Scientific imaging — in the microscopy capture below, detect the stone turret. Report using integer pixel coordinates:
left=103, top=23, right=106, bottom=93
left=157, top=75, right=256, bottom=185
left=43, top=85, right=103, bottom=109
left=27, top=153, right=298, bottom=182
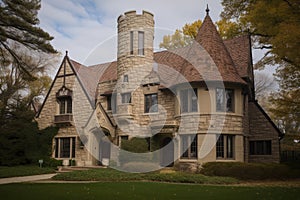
left=117, top=10, right=154, bottom=80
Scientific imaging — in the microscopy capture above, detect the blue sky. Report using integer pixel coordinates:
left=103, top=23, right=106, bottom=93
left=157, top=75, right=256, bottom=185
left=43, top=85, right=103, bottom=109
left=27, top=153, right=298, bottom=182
left=38, top=0, right=223, bottom=65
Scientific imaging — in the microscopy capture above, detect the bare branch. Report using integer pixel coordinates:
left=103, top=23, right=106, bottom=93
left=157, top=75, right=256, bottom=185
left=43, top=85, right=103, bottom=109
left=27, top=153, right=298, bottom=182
left=254, top=45, right=273, bottom=49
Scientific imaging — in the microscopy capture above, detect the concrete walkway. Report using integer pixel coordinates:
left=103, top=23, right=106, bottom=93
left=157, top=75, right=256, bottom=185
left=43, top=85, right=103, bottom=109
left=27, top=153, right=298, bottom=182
left=0, top=173, right=57, bottom=185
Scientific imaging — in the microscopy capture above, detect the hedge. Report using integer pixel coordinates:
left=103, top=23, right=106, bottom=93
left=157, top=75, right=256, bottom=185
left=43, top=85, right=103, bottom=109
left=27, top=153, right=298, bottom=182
left=200, top=162, right=300, bottom=180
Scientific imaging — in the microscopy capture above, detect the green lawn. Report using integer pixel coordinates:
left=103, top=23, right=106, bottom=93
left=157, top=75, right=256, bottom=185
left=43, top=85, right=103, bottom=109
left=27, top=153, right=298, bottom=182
left=0, top=182, right=299, bottom=200
left=0, top=166, right=55, bottom=178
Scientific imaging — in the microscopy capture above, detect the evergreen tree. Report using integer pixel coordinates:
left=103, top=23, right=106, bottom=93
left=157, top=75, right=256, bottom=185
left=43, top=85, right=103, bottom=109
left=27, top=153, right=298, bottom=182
left=0, top=0, right=56, bottom=76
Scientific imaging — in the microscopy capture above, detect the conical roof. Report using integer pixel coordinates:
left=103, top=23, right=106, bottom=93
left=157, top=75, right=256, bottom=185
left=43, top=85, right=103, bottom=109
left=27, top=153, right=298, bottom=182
left=195, top=11, right=246, bottom=84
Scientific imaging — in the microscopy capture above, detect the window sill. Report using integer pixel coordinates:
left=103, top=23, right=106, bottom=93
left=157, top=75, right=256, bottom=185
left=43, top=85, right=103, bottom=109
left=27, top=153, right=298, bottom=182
left=54, top=157, right=75, bottom=160
left=127, top=54, right=145, bottom=58
left=202, top=112, right=243, bottom=117
left=216, top=158, right=236, bottom=161
left=175, top=112, right=200, bottom=118
left=143, top=112, right=159, bottom=116
left=179, top=158, right=198, bottom=162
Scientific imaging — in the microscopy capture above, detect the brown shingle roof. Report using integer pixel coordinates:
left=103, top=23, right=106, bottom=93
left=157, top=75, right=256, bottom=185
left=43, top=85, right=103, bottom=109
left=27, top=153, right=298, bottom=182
left=97, top=61, right=117, bottom=83
left=195, top=14, right=246, bottom=84
left=69, top=59, right=109, bottom=105
left=224, top=35, right=252, bottom=79
left=67, top=13, right=251, bottom=97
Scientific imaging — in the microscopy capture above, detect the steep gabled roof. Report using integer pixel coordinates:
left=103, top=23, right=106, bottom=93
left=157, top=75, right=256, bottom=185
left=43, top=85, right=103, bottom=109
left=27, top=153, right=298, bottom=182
left=36, top=55, right=108, bottom=117
left=97, top=61, right=117, bottom=83
left=224, top=35, right=252, bottom=79
left=195, top=12, right=246, bottom=84
left=248, top=101, right=284, bottom=139
left=69, top=59, right=107, bottom=104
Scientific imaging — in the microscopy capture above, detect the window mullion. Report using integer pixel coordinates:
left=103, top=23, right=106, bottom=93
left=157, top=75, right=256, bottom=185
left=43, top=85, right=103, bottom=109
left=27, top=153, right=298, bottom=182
left=70, top=138, right=72, bottom=158
left=58, top=139, right=61, bottom=158
left=188, top=136, right=191, bottom=159
left=224, top=135, right=227, bottom=159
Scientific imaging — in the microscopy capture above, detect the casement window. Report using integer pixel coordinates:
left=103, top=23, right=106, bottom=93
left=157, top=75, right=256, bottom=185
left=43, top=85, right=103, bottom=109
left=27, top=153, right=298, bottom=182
left=58, top=97, right=72, bottom=114
left=130, top=31, right=134, bottom=55
left=121, top=92, right=131, bottom=104
left=180, top=135, right=198, bottom=159
left=55, top=137, right=76, bottom=158
left=138, top=31, right=144, bottom=55
left=145, top=93, right=158, bottom=113
left=107, top=94, right=116, bottom=113
left=180, top=88, right=198, bottom=113
left=216, top=134, right=235, bottom=159
left=216, top=88, right=234, bottom=112
left=249, top=140, right=272, bottom=155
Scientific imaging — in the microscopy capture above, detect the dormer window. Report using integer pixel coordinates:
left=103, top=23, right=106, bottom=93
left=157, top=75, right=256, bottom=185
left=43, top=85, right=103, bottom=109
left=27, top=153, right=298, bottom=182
left=145, top=93, right=158, bottom=113
left=138, top=31, right=144, bottom=55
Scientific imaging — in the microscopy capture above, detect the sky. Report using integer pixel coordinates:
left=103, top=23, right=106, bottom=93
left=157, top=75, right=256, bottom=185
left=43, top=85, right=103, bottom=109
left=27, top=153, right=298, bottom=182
left=38, top=0, right=223, bottom=66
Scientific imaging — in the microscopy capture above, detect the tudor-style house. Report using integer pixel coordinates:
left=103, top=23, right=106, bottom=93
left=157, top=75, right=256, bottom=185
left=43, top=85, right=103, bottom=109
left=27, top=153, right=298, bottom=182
left=36, top=8, right=282, bottom=168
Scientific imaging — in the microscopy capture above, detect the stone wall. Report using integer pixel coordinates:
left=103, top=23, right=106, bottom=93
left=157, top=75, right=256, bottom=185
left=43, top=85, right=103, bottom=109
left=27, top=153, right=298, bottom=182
left=247, top=101, right=280, bottom=163
left=36, top=59, right=96, bottom=166
left=117, top=10, right=154, bottom=79
left=37, top=61, right=76, bottom=129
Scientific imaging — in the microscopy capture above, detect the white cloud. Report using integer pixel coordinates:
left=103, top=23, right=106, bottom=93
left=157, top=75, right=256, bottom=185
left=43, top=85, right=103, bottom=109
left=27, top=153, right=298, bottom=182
left=39, top=0, right=223, bottom=65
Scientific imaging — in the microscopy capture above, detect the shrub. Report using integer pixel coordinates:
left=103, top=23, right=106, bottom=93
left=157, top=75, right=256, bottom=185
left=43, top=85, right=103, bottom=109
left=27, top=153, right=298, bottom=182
left=52, top=168, right=239, bottom=184
left=42, top=158, right=62, bottom=169
left=119, top=137, right=152, bottom=165
left=121, top=137, right=149, bottom=153
left=122, top=162, right=159, bottom=173
left=200, top=162, right=300, bottom=180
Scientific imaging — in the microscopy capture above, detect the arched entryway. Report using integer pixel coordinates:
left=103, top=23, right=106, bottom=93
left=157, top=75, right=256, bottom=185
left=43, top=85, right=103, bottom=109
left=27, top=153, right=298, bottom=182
left=161, top=137, right=174, bottom=167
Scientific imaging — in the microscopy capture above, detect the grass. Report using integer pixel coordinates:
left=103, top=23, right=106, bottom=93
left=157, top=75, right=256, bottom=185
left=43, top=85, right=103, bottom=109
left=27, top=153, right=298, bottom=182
left=0, top=182, right=299, bottom=200
left=52, top=168, right=238, bottom=184
left=201, top=162, right=300, bottom=180
left=0, top=166, right=56, bottom=178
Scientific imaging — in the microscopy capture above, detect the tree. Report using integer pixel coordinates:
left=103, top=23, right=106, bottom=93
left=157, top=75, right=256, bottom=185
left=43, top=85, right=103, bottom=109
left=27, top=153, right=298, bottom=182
left=0, top=100, right=58, bottom=166
left=221, top=0, right=300, bottom=68
left=0, top=0, right=56, bottom=76
left=221, top=0, right=300, bottom=139
left=0, top=44, right=58, bottom=166
left=254, top=71, right=276, bottom=100
left=254, top=71, right=276, bottom=114
left=159, top=18, right=244, bottom=50
left=269, top=63, right=300, bottom=136
left=159, top=29, right=191, bottom=50
left=0, top=43, right=57, bottom=127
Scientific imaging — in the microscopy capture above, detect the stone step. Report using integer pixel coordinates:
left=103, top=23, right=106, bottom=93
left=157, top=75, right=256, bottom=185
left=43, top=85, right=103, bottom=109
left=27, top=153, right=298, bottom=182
left=57, top=166, right=106, bottom=173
